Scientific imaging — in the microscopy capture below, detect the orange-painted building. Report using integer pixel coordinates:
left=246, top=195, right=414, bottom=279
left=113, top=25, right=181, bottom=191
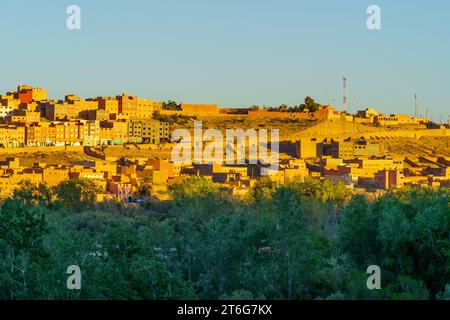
left=146, top=159, right=177, bottom=177
left=16, top=85, right=47, bottom=104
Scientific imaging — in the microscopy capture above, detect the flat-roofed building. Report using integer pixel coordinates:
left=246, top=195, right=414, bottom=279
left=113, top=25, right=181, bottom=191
left=42, top=166, right=70, bottom=187
left=330, top=140, right=354, bottom=159
left=375, top=114, right=428, bottom=126
left=357, top=107, right=378, bottom=118
left=81, top=120, right=100, bottom=146
left=297, top=138, right=319, bottom=159
left=109, top=181, right=134, bottom=202
left=358, top=158, right=403, bottom=171
left=375, top=169, right=404, bottom=190
left=112, top=121, right=128, bottom=144
left=146, top=159, right=178, bottom=177
left=44, top=102, right=77, bottom=120
left=9, top=109, right=41, bottom=124
left=128, top=120, right=170, bottom=144
left=117, top=93, right=157, bottom=120
left=0, top=125, right=25, bottom=148
left=0, top=95, right=20, bottom=118
left=16, top=85, right=47, bottom=103
left=97, top=97, right=119, bottom=115
left=83, top=109, right=110, bottom=121
left=353, top=140, right=380, bottom=157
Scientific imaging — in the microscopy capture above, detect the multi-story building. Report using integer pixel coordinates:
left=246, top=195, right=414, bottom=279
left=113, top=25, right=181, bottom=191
left=112, top=121, right=128, bottom=144
left=375, top=114, right=428, bottom=126
left=117, top=93, right=158, bottom=120
left=330, top=140, right=354, bottom=159
left=0, top=95, right=20, bottom=119
left=146, top=159, right=179, bottom=178
left=0, top=125, right=25, bottom=148
left=83, top=109, right=110, bottom=121
left=0, top=86, right=173, bottom=149
left=44, top=101, right=77, bottom=120
left=128, top=120, right=143, bottom=143
left=9, top=109, right=41, bottom=124
left=357, top=107, right=378, bottom=118
left=375, top=170, right=405, bottom=190
left=356, top=157, right=403, bottom=171
left=99, top=120, right=129, bottom=145
left=99, top=122, right=114, bottom=145
left=325, top=139, right=380, bottom=158
left=97, top=97, right=119, bottom=115
left=26, top=122, right=83, bottom=146
left=0, top=105, right=15, bottom=119
left=297, top=138, right=319, bottom=159
left=64, top=122, right=83, bottom=145
left=353, top=140, right=380, bottom=157
left=43, top=96, right=99, bottom=121
left=81, top=120, right=100, bottom=146
left=67, top=95, right=98, bottom=112
left=128, top=120, right=170, bottom=144
left=42, top=166, right=71, bottom=187
left=16, top=85, right=47, bottom=103
left=141, top=120, right=170, bottom=144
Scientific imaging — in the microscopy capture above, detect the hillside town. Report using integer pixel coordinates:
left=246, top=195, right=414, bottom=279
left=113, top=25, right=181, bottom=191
left=0, top=85, right=448, bottom=202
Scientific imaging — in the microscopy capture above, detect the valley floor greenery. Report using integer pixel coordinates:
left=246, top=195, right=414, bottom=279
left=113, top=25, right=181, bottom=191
left=0, top=177, right=449, bottom=300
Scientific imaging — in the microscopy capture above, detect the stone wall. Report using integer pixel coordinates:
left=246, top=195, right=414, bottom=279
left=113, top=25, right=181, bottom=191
left=0, top=145, right=84, bottom=154
left=287, top=119, right=449, bottom=141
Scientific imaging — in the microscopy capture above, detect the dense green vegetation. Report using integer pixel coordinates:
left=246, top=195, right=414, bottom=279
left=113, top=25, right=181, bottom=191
left=161, top=100, right=182, bottom=111
left=0, top=177, right=449, bottom=300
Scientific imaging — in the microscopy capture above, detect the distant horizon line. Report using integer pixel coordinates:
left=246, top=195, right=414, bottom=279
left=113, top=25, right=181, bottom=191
left=3, top=84, right=447, bottom=119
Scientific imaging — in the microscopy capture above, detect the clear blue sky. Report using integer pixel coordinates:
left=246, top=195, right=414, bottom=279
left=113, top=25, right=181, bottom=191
left=1, top=0, right=449, bottom=120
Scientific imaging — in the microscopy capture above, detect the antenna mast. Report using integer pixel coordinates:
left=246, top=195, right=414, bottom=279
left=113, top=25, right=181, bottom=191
left=343, top=76, right=348, bottom=112
left=414, top=94, right=419, bottom=118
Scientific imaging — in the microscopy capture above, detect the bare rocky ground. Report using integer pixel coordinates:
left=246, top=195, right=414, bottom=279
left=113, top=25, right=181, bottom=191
left=381, top=136, right=450, bottom=158
left=14, top=151, right=98, bottom=167
left=171, top=115, right=320, bottom=140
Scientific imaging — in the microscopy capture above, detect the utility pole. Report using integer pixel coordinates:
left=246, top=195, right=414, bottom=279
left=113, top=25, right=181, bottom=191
left=343, top=76, right=348, bottom=113
left=414, top=94, right=419, bottom=118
